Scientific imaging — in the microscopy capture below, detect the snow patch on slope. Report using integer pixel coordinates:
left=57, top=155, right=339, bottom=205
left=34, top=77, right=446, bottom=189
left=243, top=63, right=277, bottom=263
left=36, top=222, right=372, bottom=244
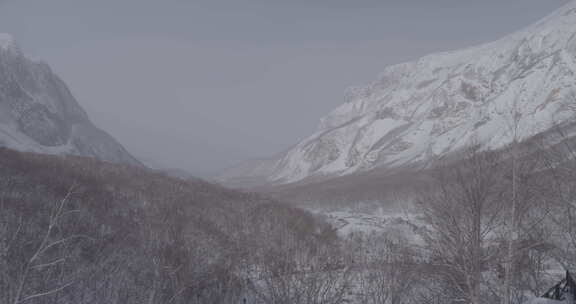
left=0, top=34, right=141, bottom=166
left=219, top=0, right=576, bottom=186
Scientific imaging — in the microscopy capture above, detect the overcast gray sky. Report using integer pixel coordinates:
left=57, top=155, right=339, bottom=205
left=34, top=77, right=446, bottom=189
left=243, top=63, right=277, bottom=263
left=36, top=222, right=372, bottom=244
left=0, top=0, right=571, bottom=177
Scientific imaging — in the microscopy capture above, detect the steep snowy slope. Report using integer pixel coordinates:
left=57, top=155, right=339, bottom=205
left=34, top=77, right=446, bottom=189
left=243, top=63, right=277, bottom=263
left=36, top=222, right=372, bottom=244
left=219, top=1, right=576, bottom=186
left=0, top=34, right=140, bottom=166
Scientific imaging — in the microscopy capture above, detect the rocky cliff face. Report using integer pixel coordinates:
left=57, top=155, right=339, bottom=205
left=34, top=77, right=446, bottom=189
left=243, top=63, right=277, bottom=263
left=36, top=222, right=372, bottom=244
left=0, top=34, right=140, bottom=166
left=219, top=1, right=576, bottom=186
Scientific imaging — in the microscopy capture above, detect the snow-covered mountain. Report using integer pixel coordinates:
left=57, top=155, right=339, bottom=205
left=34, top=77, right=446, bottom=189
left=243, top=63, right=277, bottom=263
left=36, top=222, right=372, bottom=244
left=219, top=1, right=576, bottom=187
left=0, top=34, right=140, bottom=166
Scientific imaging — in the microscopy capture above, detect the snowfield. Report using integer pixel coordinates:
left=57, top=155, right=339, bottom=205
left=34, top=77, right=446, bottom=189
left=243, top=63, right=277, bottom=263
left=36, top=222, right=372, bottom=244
left=220, top=0, right=576, bottom=187
left=319, top=209, right=423, bottom=242
left=527, top=299, right=568, bottom=304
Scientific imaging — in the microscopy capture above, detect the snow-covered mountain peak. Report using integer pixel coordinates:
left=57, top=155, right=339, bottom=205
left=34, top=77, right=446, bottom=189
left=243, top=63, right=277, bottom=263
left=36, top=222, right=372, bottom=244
left=0, top=33, right=141, bottom=166
left=218, top=2, right=576, bottom=187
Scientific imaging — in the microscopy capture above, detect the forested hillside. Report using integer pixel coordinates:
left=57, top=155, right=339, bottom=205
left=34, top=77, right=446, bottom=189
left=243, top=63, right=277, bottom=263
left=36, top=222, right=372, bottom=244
left=5, top=139, right=576, bottom=304
left=0, top=148, right=344, bottom=304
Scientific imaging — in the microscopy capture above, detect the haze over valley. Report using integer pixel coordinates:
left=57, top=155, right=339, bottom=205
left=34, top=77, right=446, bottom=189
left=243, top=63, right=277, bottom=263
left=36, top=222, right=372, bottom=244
left=2, top=1, right=576, bottom=304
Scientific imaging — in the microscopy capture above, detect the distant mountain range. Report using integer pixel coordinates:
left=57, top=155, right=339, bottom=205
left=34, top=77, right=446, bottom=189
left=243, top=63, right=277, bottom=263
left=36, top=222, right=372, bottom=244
left=219, top=1, right=576, bottom=188
left=0, top=34, right=140, bottom=166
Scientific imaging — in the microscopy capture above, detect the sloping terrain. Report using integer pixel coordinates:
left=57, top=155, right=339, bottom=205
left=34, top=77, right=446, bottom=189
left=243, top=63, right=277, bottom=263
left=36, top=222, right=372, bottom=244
left=219, top=1, right=576, bottom=188
left=0, top=148, right=338, bottom=304
left=0, top=34, right=140, bottom=166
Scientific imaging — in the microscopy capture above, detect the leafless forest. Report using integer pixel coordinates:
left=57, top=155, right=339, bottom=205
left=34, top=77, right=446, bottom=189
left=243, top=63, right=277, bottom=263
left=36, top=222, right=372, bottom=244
left=1, top=125, right=576, bottom=304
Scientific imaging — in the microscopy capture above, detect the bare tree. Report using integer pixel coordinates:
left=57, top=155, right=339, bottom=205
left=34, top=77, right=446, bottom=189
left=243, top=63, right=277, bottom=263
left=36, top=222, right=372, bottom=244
left=536, top=118, right=576, bottom=271
left=248, top=207, right=351, bottom=304
left=0, top=184, right=96, bottom=304
left=418, top=146, right=506, bottom=304
left=357, top=235, right=419, bottom=304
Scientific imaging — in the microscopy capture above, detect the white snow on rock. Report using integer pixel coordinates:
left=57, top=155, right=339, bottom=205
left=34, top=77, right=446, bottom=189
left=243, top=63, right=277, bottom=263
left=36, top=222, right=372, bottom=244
left=219, top=0, right=576, bottom=186
left=0, top=34, right=141, bottom=166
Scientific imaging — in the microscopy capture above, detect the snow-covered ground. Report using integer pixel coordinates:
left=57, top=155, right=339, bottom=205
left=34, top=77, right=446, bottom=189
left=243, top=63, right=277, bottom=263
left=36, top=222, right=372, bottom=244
left=220, top=0, right=576, bottom=187
left=527, top=299, right=568, bottom=304
left=312, top=208, right=426, bottom=246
